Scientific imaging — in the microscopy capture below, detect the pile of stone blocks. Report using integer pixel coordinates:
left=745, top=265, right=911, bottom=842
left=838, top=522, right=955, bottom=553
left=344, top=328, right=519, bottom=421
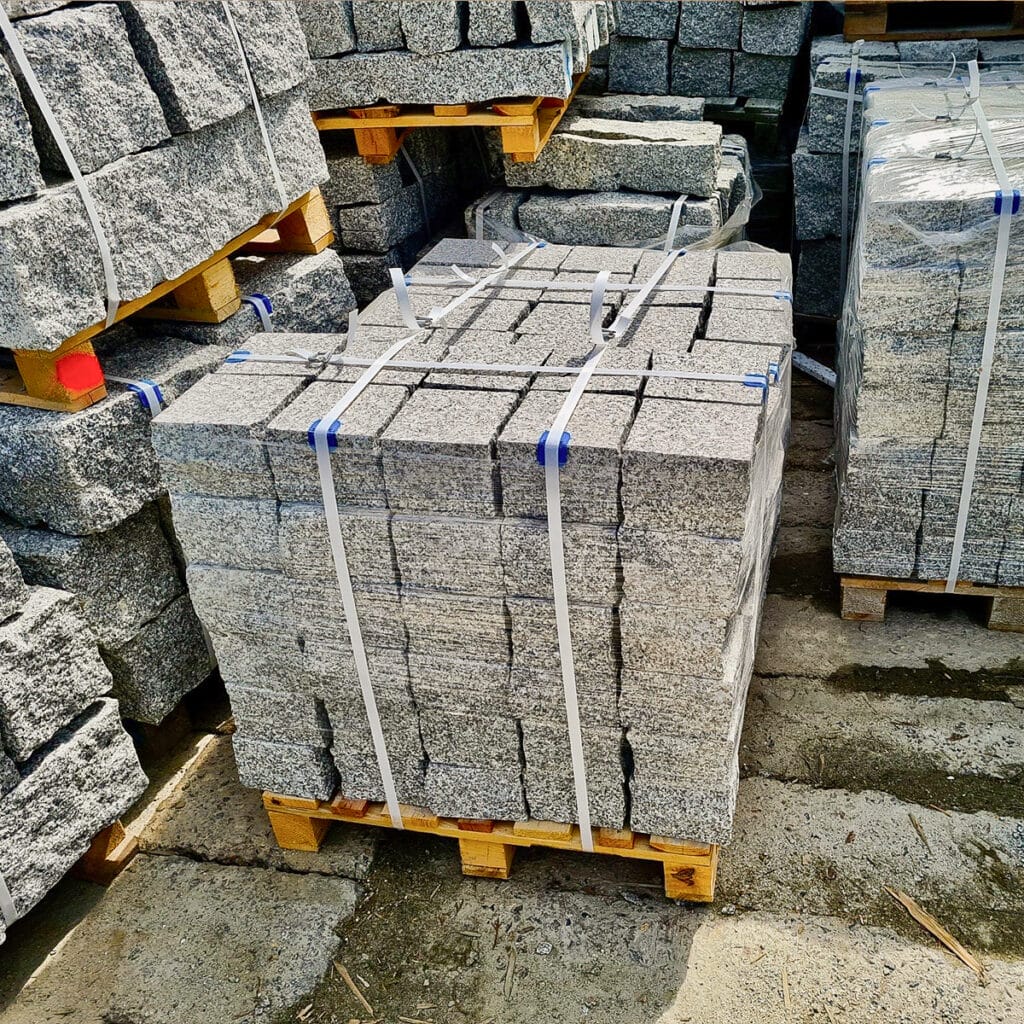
left=152, top=236, right=792, bottom=845
left=834, top=77, right=1024, bottom=586
left=467, top=111, right=753, bottom=247
left=792, top=36, right=1021, bottom=318
left=304, top=2, right=614, bottom=108
left=607, top=1, right=810, bottom=102
left=322, top=128, right=495, bottom=306
left=0, top=536, right=147, bottom=944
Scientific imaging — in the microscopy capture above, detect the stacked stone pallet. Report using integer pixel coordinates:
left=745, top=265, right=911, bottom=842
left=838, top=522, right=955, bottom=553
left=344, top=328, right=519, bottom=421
left=0, top=2, right=358, bottom=722
left=0, top=536, right=147, bottom=945
left=834, top=76, right=1024, bottom=586
left=467, top=106, right=753, bottom=248
left=152, top=236, right=792, bottom=844
left=607, top=1, right=810, bottom=102
left=793, top=36, right=1023, bottom=318
left=304, top=1, right=614, bottom=107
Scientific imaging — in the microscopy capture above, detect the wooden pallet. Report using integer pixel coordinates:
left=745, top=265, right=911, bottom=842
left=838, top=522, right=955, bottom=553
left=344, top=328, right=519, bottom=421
left=72, top=819, right=139, bottom=887
left=0, top=187, right=333, bottom=414
left=264, top=792, right=719, bottom=902
left=313, top=70, right=589, bottom=166
left=845, top=1, right=1024, bottom=41
left=840, top=575, right=1024, bottom=632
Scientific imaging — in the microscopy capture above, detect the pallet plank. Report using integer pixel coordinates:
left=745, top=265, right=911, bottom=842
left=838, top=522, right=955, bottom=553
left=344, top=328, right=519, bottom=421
left=845, top=0, right=1024, bottom=40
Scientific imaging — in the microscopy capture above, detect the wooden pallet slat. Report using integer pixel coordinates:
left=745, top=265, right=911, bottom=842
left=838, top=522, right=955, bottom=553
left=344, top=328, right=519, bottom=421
left=845, top=0, right=1024, bottom=41
left=313, top=70, right=588, bottom=166
left=840, top=574, right=1024, bottom=632
left=262, top=792, right=719, bottom=903
left=0, top=188, right=334, bottom=414
left=73, top=820, right=139, bottom=886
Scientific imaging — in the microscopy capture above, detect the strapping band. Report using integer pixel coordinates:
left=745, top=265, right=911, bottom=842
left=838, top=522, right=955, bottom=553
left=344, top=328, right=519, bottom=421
left=0, top=8, right=120, bottom=327
left=664, top=195, right=687, bottom=253
left=221, top=1, right=289, bottom=213
left=242, top=293, right=274, bottom=331
left=946, top=62, right=1019, bottom=591
left=400, top=144, right=431, bottom=236
left=106, top=376, right=165, bottom=417
left=0, top=872, right=17, bottom=929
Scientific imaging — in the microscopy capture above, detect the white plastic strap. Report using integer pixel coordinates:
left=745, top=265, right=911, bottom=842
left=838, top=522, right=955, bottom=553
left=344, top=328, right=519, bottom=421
left=474, top=191, right=503, bottom=241
left=809, top=86, right=865, bottom=101
left=839, top=41, right=864, bottom=289
left=664, top=195, right=687, bottom=252
left=105, top=375, right=164, bottom=417
left=947, top=63, right=1017, bottom=592
left=221, top=1, right=289, bottom=213
left=242, top=294, right=274, bottom=331
left=0, top=872, right=17, bottom=929
left=0, top=8, right=121, bottom=327
left=399, top=144, right=431, bottom=236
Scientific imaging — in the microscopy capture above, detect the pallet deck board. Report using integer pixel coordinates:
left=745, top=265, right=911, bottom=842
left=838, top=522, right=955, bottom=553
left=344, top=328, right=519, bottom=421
left=840, top=574, right=1024, bottom=632
left=263, top=792, right=719, bottom=902
left=844, top=1, right=1024, bottom=41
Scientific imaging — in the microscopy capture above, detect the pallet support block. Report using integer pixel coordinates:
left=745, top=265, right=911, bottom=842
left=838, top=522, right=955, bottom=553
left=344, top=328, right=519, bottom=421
left=241, top=191, right=334, bottom=255
left=459, top=837, right=516, bottom=880
left=989, top=594, right=1024, bottom=632
left=840, top=581, right=888, bottom=622
left=1, top=335, right=108, bottom=413
left=350, top=105, right=405, bottom=165
left=73, top=819, right=139, bottom=886
left=140, top=259, right=241, bottom=324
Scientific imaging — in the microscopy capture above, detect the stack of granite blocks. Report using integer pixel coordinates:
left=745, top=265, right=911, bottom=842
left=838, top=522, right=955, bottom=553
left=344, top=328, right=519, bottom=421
left=792, top=35, right=1023, bottom=317
left=0, top=2, right=348, bottom=722
left=152, top=236, right=792, bottom=845
left=468, top=111, right=753, bottom=247
left=607, top=1, right=810, bottom=102
left=304, top=1, right=614, bottom=108
left=834, top=78, right=1024, bottom=587
left=0, top=536, right=147, bottom=944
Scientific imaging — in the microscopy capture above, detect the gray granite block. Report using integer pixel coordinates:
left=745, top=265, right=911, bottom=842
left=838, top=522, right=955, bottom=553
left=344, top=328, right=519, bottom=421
left=896, top=39, right=978, bottom=63
left=207, top=625, right=309, bottom=694
left=705, top=305, right=793, bottom=345
left=741, top=1, right=810, bottom=56
left=320, top=325, right=446, bottom=386
left=630, top=771, right=737, bottom=844
left=671, top=46, right=731, bottom=97
left=525, top=1, right=605, bottom=68
left=468, top=0, right=520, bottom=46
left=102, top=593, right=213, bottom=724
left=533, top=335, right=651, bottom=396
left=167, top=494, right=281, bottom=573
left=498, top=390, right=636, bottom=524
left=795, top=238, right=842, bottom=318
left=323, top=142, right=404, bottom=206
left=119, top=0, right=249, bottom=133
left=232, top=735, right=338, bottom=801
left=608, top=36, right=670, bottom=94
left=520, top=719, right=626, bottom=827
left=731, top=51, right=794, bottom=100
left=508, top=596, right=618, bottom=678
left=309, top=44, right=573, bottom=107
left=678, top=1, right=741, bottom=49
left=225, top=0, right=311, bottom=98
left=334, top=184, right=426, bottom=252
left=351, top=0, right=405, bottom=50
left=792, top=133, right=853, bottom=241
left=518, top=191, right=686, bottom=247
left=360, top=288, right=530, bottom=331
left=0, top=57, right=43, bottom=202
left=0, top=504, right=182, bottom=648
left=0, top=538, right=28, bottom=626
left=574, top=92, right=704, bottom=121
left=402, top=589, right=510, bottom=662
left=227, top=686, right=332, bottom=747
left=381, top=388, right=519, bottom=517
left=504, top=116, right=722, bottom=198
left=420, top=709, right=520, bottom=769
left=425, top=762, right=527, bottom=820
left=425, top=330, right=551, bottom=391
left=342, top=250, right=406, bottom=307
left=407, top=652, right=512, bottom=715
left=0, top=587, right=111, bottom=763
left=0, top=699, right=147, bottom=921
left=296, top=0, right=358, bottom=57
left=391, top=514, right=503, bottom=594
left=0, top=752, right=18, bottom=797
left=400, top=1, right=462, bottom=53
left=616, top=0, right=677, bottom=38
left=13, top=3, right=170, bottom=174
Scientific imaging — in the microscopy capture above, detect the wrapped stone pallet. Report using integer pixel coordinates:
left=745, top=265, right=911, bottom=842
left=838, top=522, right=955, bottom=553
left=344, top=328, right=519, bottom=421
left=152, top=236, right=792, bottom=845
left=834, top=73, right=1024, bottom=587
left=467, top=102, right=755, bottom=248
left=0, top=537, right=147, bottom=946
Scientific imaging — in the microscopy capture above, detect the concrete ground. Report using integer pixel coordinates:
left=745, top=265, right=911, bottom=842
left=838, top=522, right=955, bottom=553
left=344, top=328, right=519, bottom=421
left=1, top=372, right=1022, bottom=1024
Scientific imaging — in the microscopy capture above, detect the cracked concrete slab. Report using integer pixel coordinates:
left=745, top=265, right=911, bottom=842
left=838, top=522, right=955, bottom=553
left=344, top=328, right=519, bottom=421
left=139, top=735, right=376, bottom=880
left=0, top=855, right=358, bottom=1024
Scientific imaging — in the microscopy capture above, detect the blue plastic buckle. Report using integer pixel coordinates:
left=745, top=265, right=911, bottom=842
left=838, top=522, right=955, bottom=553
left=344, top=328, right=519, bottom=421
left=244, top=292, right=273, bottom=314
left=767, top=362, right=781, bottom=385
left=225, top=349, right=251, bottom=364
left=871, top=118, right=890, bottom=127
left=867, top=156, right=887, bottom=169
left=307, top=418, right=343, bottom=451
left=743, top=373, right=769, bottom=404
left=994, top=189, right=1022, bottom=215
left=127, top=378, right=164, bottom=413
left=773, top=289, right=793, bottom=303
left=536, top=430, right=571, bottom=467
left=845, top=67, right=863, bottom=85
left=536, top=241, right=547, bottom=248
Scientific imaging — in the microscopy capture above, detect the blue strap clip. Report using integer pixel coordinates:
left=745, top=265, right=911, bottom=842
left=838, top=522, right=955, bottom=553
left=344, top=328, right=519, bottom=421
left=225, top=350, right=251, bottom=364
left=773, top=289, right=793, bottom=303
left=767, top=362, right=781, bottom=385
left=994, top=189, right=1021, bottom=215
left=845, top=67, right=863, bottom=85
left=243, top=292, right=273, bottom=314
left=307, top=418, right=343, bottom=451
left=867, top=156, right=887, bottom=169
left=536, top=430, right=571, bottom=467
left=126, top=378, right=164, bottom=414
left=743, top=372, right=769, bottom=404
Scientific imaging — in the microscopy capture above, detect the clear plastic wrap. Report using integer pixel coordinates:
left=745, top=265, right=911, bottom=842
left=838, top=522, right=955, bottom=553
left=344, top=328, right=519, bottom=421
left=152, top=238, right=793, bottom=845
left=835, top=72, right=1024, bottom=586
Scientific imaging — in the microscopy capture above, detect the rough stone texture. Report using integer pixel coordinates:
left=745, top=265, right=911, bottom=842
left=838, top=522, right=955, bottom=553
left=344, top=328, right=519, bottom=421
left=731, top=51, right=794, bottom=100
left=740, top=1, right=810, bottom=56
left=574, top=91, right=704, bottom=121
left=296, top=0, right=358, bottom=57
left=0, top=57, right=43, bottom=203
left=616, top=1, right=678, bottom=39
left=0, top=538, right=27, bottom=626
left=225, top=0, right=311, bottom=98
left=608, top=36, right=670, bottom=94
left=12, top=3, right=170, bottom=174
left=351, top=0, right=405, bottom=51
left=400, top=0, right=462, bottom=54
left=671, top=46, right=731, bottom=97
left=0, top=588, right=111, bottom=763
left=0, top=699, right=146, bottom=920
left=0, top=855, right=358, bottom=1023
left=468, top=0, right=520, bottom=47
left=504, top=116, right=722, bottom=197
left=309, top=44, right=574, bottom=107
left=677, top=1, right=740, bottom=49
